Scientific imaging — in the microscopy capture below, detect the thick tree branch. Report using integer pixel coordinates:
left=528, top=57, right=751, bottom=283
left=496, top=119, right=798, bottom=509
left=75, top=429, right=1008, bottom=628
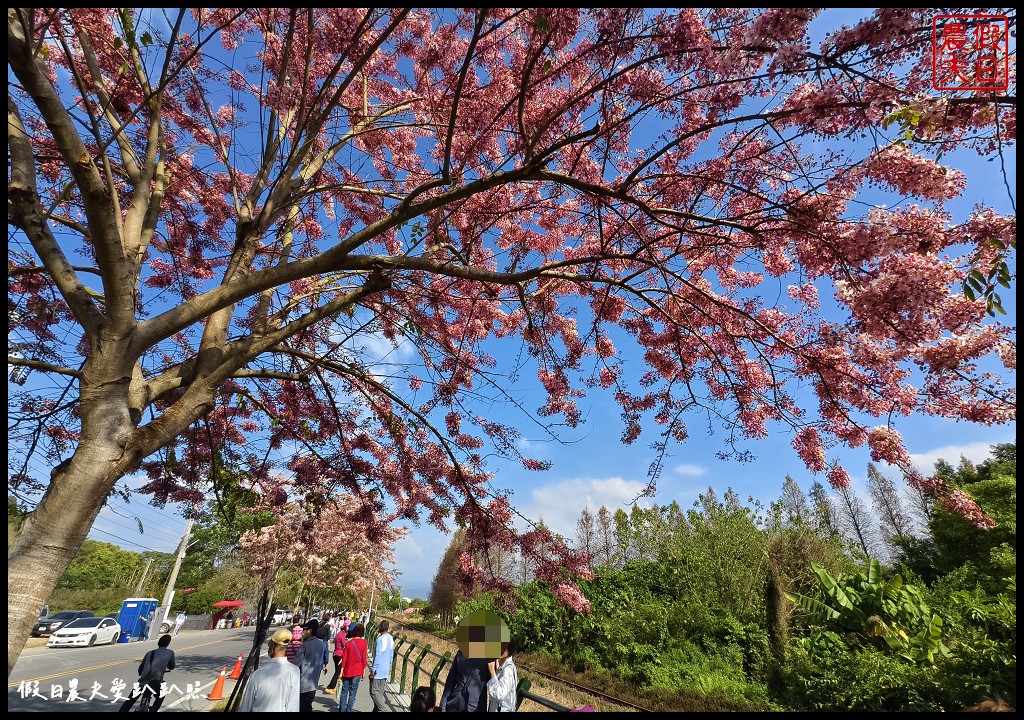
left=8, top=92, right=104, bottom=334
left=8, top=9, right=134, bottom=327
left=231, top=370, right=311, bottom=382
left=7, top=356, right=83, bottom=379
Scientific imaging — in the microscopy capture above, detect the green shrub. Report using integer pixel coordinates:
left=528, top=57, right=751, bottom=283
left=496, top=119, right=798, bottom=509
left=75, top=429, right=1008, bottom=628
left=781, top=644, right=950, bottom=711
left=628, top=639, right=773, bottom=706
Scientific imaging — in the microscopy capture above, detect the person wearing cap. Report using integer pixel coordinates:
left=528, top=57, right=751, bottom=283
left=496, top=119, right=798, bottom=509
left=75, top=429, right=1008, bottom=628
left=239, top=628, right=300, bottom=712
left=291, top=618, right=326, bottom=712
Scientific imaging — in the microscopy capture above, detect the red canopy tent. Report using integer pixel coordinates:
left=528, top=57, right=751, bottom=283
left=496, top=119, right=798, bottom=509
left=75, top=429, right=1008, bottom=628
left=210, top=600, right=246, bottom=630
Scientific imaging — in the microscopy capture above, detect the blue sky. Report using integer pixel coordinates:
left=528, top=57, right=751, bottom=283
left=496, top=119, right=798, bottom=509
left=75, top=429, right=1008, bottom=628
left=11, top=9, right=1017, bottom=601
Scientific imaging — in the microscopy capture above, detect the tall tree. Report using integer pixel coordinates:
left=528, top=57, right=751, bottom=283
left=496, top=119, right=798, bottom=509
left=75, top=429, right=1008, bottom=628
left=612, top=508, right=633, bottom=565
left=594, top=506, right=617, bottom=569
left=809, top=481, right=839, bottom=537
left=676, top=488, right=768, bottom=621
left=834, top=483, right=881, bottom=560
left=7, top=8, right=1014, bottom=673
left=866, top=463, right=914, bottom=550
left=574, top=507, right=597, bottom=564
left=429, top=528, right=467, bottom=628
left=984, top=442, right=1016, bottom=469
left=780, top=475, right=813, bottom=529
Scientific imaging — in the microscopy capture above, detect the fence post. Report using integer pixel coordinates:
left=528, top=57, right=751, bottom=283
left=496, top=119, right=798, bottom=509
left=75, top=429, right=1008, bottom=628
left=400, top=639, right=418, bottom=691
left=410, top=643, right=431, bottom=692
left=429, top=651, right=451, bottom=696
left=516, top=678, right=531, bottom=711
left=366, top=620, right=378, bottom=649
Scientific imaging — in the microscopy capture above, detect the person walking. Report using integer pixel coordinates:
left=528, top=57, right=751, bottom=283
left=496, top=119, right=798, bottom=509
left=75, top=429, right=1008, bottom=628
left=485, top=636, right=518, bottom=712
left=291, top=619, right=326, bottom=712
left=239, top=628, right=301, bottom=712
left=118, top=634, right=175, bottom=712
left=438, top=649, right=490, bottom=712
left=318, top=620, right=332, bottom=668
left=368, top=620, right=395, bottom=711
left=322, top=614, right=336, bottom=643
left=285, top=617, right=304, bottom=663
left=337, top=623, right=369, bottom=712
left=324, top=617, right=348, bottom=694
left=139, top=610, right=155, bottom=641
left=172, top=611, right=186, bottom=636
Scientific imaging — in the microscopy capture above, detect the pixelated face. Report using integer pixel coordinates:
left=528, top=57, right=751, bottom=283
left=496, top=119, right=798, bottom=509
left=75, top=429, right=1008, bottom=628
left=456, top=610, right=509, bottom=659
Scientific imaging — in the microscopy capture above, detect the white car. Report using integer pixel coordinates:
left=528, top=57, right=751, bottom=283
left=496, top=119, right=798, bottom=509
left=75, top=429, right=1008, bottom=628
left=47, top=616, right=121, bottom=648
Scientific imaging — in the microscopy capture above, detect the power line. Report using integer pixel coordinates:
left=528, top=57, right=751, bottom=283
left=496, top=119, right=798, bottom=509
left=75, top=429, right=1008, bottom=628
left=89, top=503, right=188, bottom=544
left=11, top=470, right=192, bottom=541
left=93, top=503, right=184, bottom=538
left=91, top=518, right=182, bottom=553
left=88, top=527, right=165, bottom=553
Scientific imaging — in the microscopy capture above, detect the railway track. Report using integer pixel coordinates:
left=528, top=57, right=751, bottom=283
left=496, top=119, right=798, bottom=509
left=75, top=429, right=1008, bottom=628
left=519, top=663, right=653, bottom=712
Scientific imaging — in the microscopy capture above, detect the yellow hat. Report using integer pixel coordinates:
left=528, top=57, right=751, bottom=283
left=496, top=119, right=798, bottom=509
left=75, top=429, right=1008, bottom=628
left=269, top=628, right=294, bottom=646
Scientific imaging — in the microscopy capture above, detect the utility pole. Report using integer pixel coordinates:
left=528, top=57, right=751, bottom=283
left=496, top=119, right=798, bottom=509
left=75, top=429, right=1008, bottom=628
left=134, top=558, right=154, bottom=596
left=368, top=573, right=376, bottom=619
left=158, top=518, right=194, bottom=621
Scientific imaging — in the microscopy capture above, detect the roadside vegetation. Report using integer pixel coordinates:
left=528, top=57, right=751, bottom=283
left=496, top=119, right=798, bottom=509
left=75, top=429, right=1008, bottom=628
left=425, top=444, right=1016, bottom=712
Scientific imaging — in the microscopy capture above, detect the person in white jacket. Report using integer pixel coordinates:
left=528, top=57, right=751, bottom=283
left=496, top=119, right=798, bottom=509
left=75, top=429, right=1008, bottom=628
left=239, top=628, right=300, bottom=712
left=485, top=635, right=518, bottom=712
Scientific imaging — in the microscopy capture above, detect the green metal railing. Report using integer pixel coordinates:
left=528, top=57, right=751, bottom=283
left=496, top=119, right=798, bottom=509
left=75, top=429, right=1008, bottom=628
left=365, top=619, right=572, bottom=711
left=517, top=678, right=571, bottom=711
left=365, top=621, right=453, bottom=698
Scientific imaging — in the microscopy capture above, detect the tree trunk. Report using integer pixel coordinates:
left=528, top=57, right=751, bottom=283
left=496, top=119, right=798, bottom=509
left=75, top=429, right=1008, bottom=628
left=7, top=340, right=208, bottom=677
left=8, top=438, right=129, bottom=675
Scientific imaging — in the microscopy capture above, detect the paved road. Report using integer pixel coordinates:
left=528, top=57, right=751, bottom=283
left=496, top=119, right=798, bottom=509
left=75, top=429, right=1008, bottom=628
left=8, top=627, right=395, bottom=712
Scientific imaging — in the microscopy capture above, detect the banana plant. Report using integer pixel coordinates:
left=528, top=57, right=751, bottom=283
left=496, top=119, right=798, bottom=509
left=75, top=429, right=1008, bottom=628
left=786, top=558, right=950, bottom=664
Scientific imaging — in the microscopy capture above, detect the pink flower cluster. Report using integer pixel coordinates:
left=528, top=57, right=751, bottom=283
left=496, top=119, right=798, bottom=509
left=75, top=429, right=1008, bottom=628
left=867, top=426, right=911, bottom=466
left=863, top=144, right=966, bottom=202
left=906, top=472, right=996, bottom=530
left=793, top=427, right=827, bottom=473
left=551, top=582, right=592, bottom=614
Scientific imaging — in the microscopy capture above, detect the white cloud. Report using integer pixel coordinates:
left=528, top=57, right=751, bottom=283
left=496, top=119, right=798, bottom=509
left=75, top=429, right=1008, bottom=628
left=903, top=441, right=1000, bottom=475
left=516, top=438, right=544, bottom=452
left=351, top=332, right=415, bottom=365
left=671, top=463, right=706, bottom=477
left=518, top=476, right=650, bottom=539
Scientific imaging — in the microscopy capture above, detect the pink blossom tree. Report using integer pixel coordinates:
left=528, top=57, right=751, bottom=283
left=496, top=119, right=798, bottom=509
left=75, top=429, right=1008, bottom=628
left=7, top=8, right=1015, bottom=674
left=238, top=497, right=403, bottom=599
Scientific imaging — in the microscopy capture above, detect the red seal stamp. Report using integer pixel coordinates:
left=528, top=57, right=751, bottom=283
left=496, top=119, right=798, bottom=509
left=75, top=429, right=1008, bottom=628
left=932, top=14, right=1009, bottom=91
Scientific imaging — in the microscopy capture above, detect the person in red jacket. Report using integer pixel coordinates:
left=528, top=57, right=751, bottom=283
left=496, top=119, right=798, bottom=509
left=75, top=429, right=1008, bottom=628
left=324, top=621, right=348, bottom=694
left=337, top=623, right=368, bottom=712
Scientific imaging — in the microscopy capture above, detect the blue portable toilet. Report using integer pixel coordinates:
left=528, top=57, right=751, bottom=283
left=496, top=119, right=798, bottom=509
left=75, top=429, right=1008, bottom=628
left=117, top=597, right=159, bottom=641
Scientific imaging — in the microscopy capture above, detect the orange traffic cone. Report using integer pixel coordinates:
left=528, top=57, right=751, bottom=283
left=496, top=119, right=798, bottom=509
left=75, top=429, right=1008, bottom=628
left=229, top=653, right=244, bottom=679
left=208, top=667, right=227, bottom=701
